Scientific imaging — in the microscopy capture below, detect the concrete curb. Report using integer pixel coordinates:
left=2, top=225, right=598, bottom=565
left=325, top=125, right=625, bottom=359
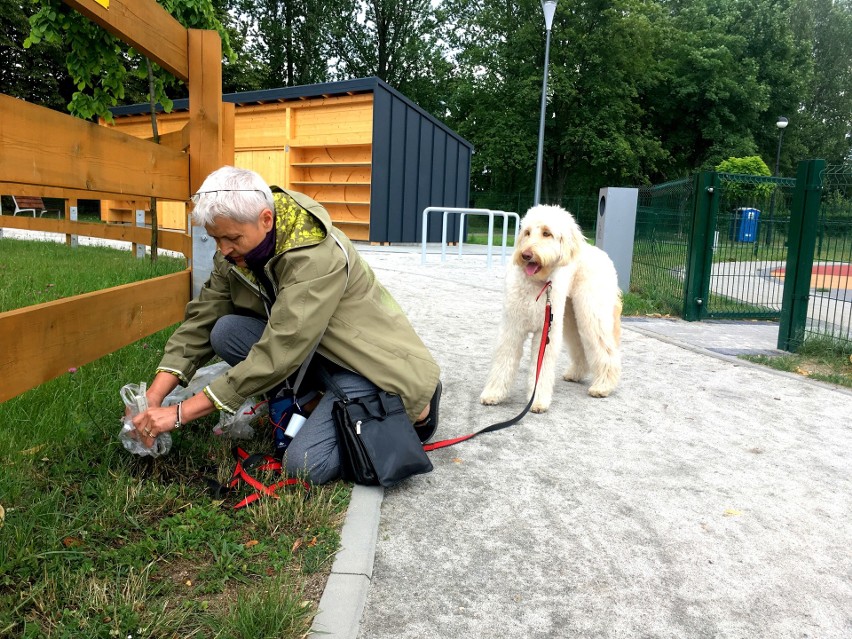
left=309, top=484, right=384, bottom=639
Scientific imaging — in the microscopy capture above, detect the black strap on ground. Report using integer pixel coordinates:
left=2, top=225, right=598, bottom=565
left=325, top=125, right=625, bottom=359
left=424, top=281, right=553, bottom=452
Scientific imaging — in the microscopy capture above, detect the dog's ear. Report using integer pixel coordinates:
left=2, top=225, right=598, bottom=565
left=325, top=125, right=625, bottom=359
left=557, top=217, right=583, bottom=266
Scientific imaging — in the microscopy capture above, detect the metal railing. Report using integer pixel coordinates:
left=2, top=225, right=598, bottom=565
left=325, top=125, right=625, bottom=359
left=632, top=162, right=852, bottom=351
left=701, top=173, right=797, bottom=320
left=631, top=177, right=695, bottom=317
left=420, top=206, right=519, bottom=268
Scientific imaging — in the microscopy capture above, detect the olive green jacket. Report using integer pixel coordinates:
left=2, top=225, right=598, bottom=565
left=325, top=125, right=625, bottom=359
left=157, top=188, right=440, bottom=421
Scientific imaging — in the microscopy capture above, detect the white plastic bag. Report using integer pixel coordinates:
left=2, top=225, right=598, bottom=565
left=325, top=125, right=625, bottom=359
left=162, top=361, right=231, bottom=406
left=118, top=382, right=172, bottom=457
left=213, top=397, right=264, bottom=439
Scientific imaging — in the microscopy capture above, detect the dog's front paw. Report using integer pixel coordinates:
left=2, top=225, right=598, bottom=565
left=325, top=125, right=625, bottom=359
left=588, top=384, right=614, bottom=398
left=480, top=389, right=506, bottom=405
left=531, top=401, right=550, bottom=413
left=530, top=390, right=551, bottom=413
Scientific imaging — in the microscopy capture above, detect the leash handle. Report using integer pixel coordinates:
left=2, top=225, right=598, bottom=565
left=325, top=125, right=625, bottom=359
left=205, top=446, right=310, bottom=509
left=425, top=282, right=553, bottom=452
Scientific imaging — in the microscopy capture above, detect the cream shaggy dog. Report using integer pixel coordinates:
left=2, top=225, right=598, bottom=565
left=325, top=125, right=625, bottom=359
left=480, top=204, right=622, bottom=412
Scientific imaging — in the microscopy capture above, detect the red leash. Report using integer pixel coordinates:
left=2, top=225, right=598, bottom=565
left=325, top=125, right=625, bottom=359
left=424, top=280, right=553, bottom=452
left=206, top=446, right=311, bottom=510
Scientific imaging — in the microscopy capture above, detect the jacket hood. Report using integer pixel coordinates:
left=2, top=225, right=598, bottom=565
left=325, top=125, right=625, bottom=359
left=270, top=187, right=330, bottom=254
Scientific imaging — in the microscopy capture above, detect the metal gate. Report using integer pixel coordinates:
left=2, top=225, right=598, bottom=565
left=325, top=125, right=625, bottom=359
left=633, top=160, right=852, bottom=350
left=683, top=172, right=797, bottom=321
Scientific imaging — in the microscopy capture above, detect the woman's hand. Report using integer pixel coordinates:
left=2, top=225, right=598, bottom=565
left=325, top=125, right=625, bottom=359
left=132, top=404, right=180, bottom=448
left=123, top=372, right=179, bottom=420
left=132, top=392, right=216, bottom=448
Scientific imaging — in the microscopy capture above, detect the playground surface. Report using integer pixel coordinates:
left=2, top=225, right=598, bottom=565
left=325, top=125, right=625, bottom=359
left=311, top=247, right=852, bottom=639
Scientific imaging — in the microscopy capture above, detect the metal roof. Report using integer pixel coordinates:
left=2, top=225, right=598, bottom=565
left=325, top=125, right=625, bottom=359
left=109, top=76, right=470, bottom=148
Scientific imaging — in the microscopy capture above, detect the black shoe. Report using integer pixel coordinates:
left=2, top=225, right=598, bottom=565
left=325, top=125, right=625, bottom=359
left=414, top=381, right=441, bottom=443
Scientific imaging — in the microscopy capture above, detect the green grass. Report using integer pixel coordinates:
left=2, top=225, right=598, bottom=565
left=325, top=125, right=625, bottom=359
left=740, top=336, right=852, bottom=388
left=625, top=269, right=686, bottom=318
left=465, top=232, right=516, bottom=247
left=0, top=239, right=186, bottom=312
left=0, top=241, right=350, bottom=638
left=621, top=291, right=680, bottom=317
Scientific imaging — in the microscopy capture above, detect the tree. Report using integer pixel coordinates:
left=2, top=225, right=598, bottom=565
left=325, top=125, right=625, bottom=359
left=23, top=0, right=234, bottom=261
left=326, top=0, right=450, bottom=111
left=0, top=0, right=73, bottom=110
left=715, top=155, right=774, bottom=200
left=642, top=0, right=773, bottom=178
left=25, top=0, right=235, bottom=121
left=788, top=0, right=852, bottom=167
left=727, top=0, right=808, bottom=177
left=545, top=0, right=669, bottom=194
left=440, top=0, right=668, bottom=201
left=227, top=0, right=337, bottom=88
left=437, top=0, right=543, bottom=197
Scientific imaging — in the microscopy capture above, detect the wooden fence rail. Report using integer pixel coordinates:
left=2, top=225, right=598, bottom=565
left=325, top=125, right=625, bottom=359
left=0, top=271, right=190, bottom=403
left=0, top=216, right=193, bottom=403
left=0, top=215, right=193, bottom=257
left=0, top=0, right=223, bottom=403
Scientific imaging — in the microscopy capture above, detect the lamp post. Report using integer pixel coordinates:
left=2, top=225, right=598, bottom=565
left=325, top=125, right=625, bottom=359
left=774, top=116, right=788, bottom=175
left=766, top=116, right=788, bottom=246
left=533, top=0, right=557, bottom=206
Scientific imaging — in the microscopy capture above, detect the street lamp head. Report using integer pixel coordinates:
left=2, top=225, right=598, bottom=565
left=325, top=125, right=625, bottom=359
left=542, top=0, right=557, bottom=31
left=776, top=116, right=789, bottom=130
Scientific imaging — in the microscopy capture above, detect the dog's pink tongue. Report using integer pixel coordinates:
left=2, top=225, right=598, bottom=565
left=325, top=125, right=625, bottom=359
left=524, top=263, right=541, bottom=276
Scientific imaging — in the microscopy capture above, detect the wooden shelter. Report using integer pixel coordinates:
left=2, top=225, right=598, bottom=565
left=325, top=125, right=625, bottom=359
left=104, top=77, right=473, bottom=243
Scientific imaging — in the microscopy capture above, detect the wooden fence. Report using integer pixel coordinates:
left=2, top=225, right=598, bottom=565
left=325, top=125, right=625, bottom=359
left=0, top=0, right=230, bottom=403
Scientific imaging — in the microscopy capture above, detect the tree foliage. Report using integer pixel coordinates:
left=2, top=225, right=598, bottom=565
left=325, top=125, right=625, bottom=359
left=23, top=0, right=234, bottom=122
left=716, top=155, right=774, bottom=199
left=325, top=0, right=452, bottom=112
left=0, top=0, right=72, bottom=110
left=226, top=0, right=338, bottom=89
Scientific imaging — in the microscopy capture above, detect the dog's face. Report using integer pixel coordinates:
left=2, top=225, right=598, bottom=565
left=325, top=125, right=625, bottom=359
left=513, top=205, right=583, bottom=280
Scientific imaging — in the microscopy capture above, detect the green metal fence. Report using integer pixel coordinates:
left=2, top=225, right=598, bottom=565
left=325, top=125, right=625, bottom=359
left=634, top=172, right=796, bottom=321
left=633, top=161, right=852, bottom=351
left=696, top=172, right=797, bottom=320
left=799, top=163, right=852, bottom=346
left=631, top=178, right=694, bottom=315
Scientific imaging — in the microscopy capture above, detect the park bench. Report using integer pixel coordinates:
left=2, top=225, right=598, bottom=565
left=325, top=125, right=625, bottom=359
left=7, top=195, right=62, bottom=217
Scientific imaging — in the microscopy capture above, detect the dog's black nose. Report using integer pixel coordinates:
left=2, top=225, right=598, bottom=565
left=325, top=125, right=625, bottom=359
left=522, top=251, right=533, bottom=262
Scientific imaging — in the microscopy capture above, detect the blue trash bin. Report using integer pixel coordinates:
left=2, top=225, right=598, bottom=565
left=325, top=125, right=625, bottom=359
left=731, top=207, right=760, bottom=243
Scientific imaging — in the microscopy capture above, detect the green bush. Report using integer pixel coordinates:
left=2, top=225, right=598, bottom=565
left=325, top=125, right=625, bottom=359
left=715, top=156, right=774, bottom=200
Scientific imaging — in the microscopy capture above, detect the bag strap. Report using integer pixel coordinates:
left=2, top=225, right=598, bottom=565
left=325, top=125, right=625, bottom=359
left=290, top=339, right=320, bottom=398
left=316, top=364, right=351, bottom=403
left=424, top=281, right=553, bottom=452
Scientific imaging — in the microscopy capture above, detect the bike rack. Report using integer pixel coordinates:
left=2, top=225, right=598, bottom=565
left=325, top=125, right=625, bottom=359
left=421, top=206, right=520, bottom=268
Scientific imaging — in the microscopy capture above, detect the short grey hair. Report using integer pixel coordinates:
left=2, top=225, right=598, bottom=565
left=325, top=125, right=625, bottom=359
left=190, top=166, right=275, bottom=226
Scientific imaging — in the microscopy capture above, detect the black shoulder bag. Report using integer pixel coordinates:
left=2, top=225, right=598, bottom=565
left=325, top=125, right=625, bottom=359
left=319, top=368, right=433, bottom=487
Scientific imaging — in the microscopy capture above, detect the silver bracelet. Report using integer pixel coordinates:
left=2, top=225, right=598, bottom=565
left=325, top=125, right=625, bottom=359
left=175, top=402, right=183, bottom=430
